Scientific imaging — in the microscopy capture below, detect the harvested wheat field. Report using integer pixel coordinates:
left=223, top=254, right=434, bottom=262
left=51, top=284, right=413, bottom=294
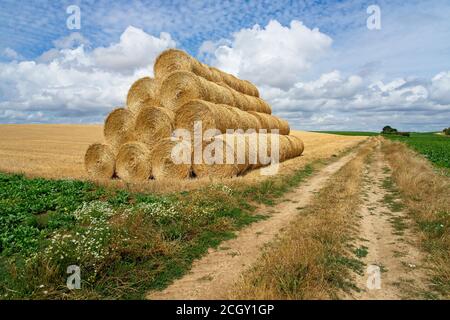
left=0, top=124, right=364, bottom=184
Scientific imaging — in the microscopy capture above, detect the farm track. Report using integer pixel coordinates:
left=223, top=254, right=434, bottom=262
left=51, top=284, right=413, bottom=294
left=348, top=139, right=428, bottom=299
left=147, top=149, right=359, bottom=299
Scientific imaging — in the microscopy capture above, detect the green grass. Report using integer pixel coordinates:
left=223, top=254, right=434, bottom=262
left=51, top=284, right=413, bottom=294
left=0, top=163, right=315, bottom=299
left=313, top=131, right=379, bottom=137
left=384, top=132, right=450, bottom=170
left=354, top=246, right=369, bottom=258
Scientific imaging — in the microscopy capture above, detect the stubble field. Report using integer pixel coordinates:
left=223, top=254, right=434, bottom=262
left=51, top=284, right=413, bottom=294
left=0, top=124, right=366, bottom=186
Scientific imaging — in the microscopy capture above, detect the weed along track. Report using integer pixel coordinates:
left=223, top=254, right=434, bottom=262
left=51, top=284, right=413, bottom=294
left=349, top=138, right=428, bottom=299
left=147, top=148, right=360, bottom=299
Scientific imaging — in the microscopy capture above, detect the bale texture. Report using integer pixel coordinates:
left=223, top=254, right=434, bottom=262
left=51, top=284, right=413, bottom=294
left=116, top=142, right=152, bottom=182
left=192, top=138, right=241, bottom=179
left=104, top=107, right=136, bottom=154
left=84, top=143, right=115, bottom=179
left=135, top=105, right=175, bottom=146
left=212, top=134, right=257, bottom=175
left=248, top=112, right=271, bottom=130
left=151, top=138, right=192, bottom=180
left=160, top=71, right=270, bottom=113
left=286, top=135, right=305, bottom=158
left=154, top=49, right=259, bottom=97
left=126, top=77, right=160, bottom=114
left=201, top=133, right=304, bottom=175
left=175, top=100, right=270, bottom=138
left=277, top=118, right=291, bottom=135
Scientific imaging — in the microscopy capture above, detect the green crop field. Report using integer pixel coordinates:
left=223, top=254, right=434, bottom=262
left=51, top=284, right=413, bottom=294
left=0, top=165, right=314, bottom=299
left=384, top=133, right=450, bottom=170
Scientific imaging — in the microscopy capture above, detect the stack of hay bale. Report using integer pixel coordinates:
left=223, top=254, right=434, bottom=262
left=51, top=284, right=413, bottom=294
left=84, top=49, right=304, bottom=182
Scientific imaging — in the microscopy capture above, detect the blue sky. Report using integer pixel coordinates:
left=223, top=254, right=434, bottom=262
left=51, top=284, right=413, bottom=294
left=0, top=0, right=449, bottom=131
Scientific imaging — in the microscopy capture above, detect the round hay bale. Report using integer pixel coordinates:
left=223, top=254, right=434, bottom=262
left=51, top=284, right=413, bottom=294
left=205, top=81, right=235, bottom=106
left=250, top=133, right=273, bottom=169
left=116, top=142, right=152, bottom=182
left=175, top=100, right=228, bottom=135
left=254, top=133, right=289, bottom=164
left=223, top=106, right=241, bottom=129
left=151, top=138, right=192, bottom=180
left=225, top=107, right=253, bottom=132
left=249, top=112, right=284, bottom=133
left=255, top=98, right=272, bottom=114
left=84, top=143, right=115, bottom=179
left=286, top=135, right=305, bottom=157
left=277, top=118, right=290, bottom=135
left=175, top=100, right=265, bottom=140
left=210, top=67, right=224, bottom=82
left=230, top=90, right=253, bottom=112
left=192, top=138, right=240, bottom=179
left=159, top=71, right=209, bottom=111
left=284, top=135, right=297, bottom=159
left=135, top=106, right=175, bottom=146
left=249, top=112, right=270, bottom=130
left=192, top=61, right=213, bottom=80
left=154, top=49, right=193, bottom=79
left=213, top=134, right=255, bottom=174
left=126, top=77, right=160, bottom=114
left=222, top=73, right=260, bottom=98
left=160, top=71, right=270, bottom=114
left=245, top=113, right=262, bottom=132
left=211, top=133, right=296, bottom=173
left=278, top=135, right=292, bottom=162
left=104, top=108, right=136, bottom=154
left=154, top=49, right=260, bottom=97
left=243, top=80, right=260, bottom=97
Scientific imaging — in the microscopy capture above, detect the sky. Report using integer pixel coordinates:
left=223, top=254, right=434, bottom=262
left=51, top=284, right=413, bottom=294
left=0, top=0, right=449, bottom=131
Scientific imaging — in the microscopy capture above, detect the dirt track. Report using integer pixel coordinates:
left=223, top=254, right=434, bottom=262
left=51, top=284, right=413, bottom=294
left=148, top=139, right=430, bottom=300
left=147, top=151, right=358, bottom=299
left=349, top=139, right=427, bottom=299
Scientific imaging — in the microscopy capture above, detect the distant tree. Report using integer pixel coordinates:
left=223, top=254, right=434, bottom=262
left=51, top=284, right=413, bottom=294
left=398, top=132, right=410, bottom=137
left=381, top=126, right=398, bottom=134
left=443, top=127, right=450, bottom=135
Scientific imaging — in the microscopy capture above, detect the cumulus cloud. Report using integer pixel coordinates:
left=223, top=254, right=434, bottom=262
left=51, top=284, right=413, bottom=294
left=201, top=20, right=450, bottom=131
left=429, top=71, right=450, bottom=105
left=1, top=18, right=449, bottom=131
left=289, top=71, right=363, bottom=100
left=91, top=27, right=175, bottom=74
left=1, top=47, right=22, bottom=60
left=203, top=20, right=332, bottom=90
left=37, top=26, right=175, bottom=74
left=0, top=26, right=175, bottom=123
left=267, top=73, right=449, bottom=131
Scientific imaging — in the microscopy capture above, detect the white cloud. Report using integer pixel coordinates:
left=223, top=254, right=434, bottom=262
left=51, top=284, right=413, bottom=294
left=267, top=73, right=450, bottom=131
left=204, top=20, right=332, bottom=90
left=37, top=26, right=176, bottom=74
left=2, top=47, right=22, bottom=60
left=1, top=19, right=449, bottom=131
left=0, top=26, right=175, bottom=123
left=289, top=71, right=363, bottom=99
left=201, top=20, right=450, bottom=131
left=53, top=32, right=90, bottom=49
left=429, top=71, right=450, bottom=105
left=92, top=26, right=175, bottom=74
